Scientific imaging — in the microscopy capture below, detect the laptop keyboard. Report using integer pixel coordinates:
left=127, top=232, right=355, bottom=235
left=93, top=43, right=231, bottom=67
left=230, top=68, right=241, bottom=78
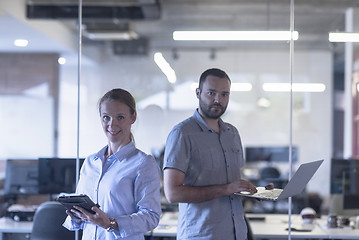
left=254, top=189, right=283, bottom=199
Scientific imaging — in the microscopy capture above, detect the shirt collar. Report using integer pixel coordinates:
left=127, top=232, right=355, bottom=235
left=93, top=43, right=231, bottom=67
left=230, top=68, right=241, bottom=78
left=193, top=109, right=228, bottom=132
left=95, top=141, right=136, bottom=161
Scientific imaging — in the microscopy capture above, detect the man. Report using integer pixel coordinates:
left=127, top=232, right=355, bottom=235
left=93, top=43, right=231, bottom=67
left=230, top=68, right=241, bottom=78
left=163, top=68, right=257, bottom=240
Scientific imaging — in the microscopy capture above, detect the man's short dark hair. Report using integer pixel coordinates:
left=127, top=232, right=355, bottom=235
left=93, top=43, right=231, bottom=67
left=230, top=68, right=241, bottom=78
left=198, top=68, right=231, bottom=89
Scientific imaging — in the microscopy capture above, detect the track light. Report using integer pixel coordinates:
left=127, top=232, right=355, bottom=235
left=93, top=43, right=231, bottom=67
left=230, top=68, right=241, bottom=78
left=173, top=31, right=299, bottom=41
left=329, top=32, right=359, bottom=42
left=154, top=52, right=176, bottom=84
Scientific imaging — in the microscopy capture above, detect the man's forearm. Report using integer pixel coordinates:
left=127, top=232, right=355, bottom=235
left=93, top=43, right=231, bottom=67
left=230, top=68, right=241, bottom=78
left=165, top=183, right=230, bottom=203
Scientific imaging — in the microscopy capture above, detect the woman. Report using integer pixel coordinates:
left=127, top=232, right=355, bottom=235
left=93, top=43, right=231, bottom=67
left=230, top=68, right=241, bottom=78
left=63, top=88, right=162, bottom=239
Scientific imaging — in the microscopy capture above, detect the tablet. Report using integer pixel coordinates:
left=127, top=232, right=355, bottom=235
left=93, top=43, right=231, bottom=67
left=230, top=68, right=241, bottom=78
left=57, top=194, right=99, bottom=214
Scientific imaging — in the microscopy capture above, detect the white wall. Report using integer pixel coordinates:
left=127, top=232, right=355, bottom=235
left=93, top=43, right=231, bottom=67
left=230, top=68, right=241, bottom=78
left=0, top=96, right=53, bottom=159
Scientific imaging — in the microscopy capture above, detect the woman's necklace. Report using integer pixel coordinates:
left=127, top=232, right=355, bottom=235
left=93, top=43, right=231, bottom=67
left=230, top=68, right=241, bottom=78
left=105, top=152, right=111, bottom=159
left=104, top=148, right=112, bottom=159
left=103, top=150, right=111, bottom=168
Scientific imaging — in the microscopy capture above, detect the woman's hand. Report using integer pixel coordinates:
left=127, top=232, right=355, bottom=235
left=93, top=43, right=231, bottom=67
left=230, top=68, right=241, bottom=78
left=71, top=206, right=115, bottom=230
left=65, top=209, right=82, bottom=224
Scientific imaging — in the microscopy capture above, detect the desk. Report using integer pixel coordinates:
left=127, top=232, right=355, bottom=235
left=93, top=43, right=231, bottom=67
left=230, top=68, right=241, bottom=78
left=248, top=214, right=359, bottom=239
left=152, top=212, right=359, bottom=239
left=0, top=218, right=32, bottom=240
left=318, top=222, right=359, bottom=239
left=2, top=213, right=359, bottom=240
left=247, top=213, right=327, bottom=239
left=151, top=212, right=177, bottom=238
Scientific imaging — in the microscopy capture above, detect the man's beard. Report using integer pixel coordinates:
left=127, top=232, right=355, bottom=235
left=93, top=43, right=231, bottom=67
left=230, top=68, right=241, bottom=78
left=199, top=102, right=227, bottom=119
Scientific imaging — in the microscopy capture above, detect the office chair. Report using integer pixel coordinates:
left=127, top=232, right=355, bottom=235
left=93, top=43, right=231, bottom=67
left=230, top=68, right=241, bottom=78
left=259, top=166, right=282, bottom=188
left=260, top=166, right=280, bottom=180
left=31, top=201, right=75, bottom=240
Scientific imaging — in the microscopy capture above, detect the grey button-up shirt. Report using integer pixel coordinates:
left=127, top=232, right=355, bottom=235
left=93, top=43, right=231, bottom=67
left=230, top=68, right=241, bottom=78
left=164, top=110, right=247, bottom=240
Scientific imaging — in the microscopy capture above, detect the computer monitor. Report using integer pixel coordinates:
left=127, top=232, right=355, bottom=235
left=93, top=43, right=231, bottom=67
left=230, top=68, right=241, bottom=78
left=38, top=158, right=84, bottom=194
left=330, top=158, right=359, bottom=215
left=330, top=158, right=359, bottom=194
left=343, top=194, right=359, bottom=209
left=4, top=159, right=39, bottom=195
left=244, top=146, right=298, bottom=163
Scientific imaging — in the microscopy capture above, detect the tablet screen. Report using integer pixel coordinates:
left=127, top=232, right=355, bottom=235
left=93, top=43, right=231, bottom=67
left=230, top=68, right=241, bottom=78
left=57, top=194, right=99, bottom=214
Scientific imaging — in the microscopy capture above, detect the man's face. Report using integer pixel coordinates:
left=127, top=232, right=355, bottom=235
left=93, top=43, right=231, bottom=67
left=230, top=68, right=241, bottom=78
left=196, top=75, right=231, bottom=119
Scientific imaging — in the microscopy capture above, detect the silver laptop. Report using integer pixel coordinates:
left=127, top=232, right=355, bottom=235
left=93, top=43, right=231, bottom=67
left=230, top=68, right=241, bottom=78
left=235, top=159, right=324, bottom=201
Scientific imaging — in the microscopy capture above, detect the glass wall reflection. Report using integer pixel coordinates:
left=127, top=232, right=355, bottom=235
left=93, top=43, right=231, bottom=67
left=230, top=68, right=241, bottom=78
left=1, top=0, right=358, bottom=217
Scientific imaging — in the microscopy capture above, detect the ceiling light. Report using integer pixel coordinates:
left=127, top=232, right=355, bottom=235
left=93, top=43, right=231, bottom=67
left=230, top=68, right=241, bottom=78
left=231, top=83, right=253, bottom=91
left=329, top=32, right=359, bottom=42
left=14, top=39, right=28, bottom=47
left=262, top=83, right=326, bottom=92
left=58, top=57, right=66, bottom=65
left=190, top=82, right=252, bottom=92
left=154, top=52, right=176, bottom=83
left=83, top=31, right=139, bottom=40
left=173, top=31, right=299, bottom=41
left=257, top=97, right=271, bottom=108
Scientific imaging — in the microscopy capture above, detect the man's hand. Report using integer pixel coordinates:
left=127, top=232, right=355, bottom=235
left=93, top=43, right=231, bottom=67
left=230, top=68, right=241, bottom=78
left=265, top=182, right=275, bottom=190
left=227, top=179, right=257, bottom=195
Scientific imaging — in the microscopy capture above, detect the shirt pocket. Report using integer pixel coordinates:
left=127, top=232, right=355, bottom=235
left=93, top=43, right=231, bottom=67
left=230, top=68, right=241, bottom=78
left=228, top=147, right=244, bottom=169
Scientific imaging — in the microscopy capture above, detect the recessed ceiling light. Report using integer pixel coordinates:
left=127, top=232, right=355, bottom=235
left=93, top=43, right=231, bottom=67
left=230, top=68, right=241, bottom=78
left=14, top=39, right=29, bottom=47
left=257, top=97, right=271, bottom=108
left=58, top=57, right=66, bottom=65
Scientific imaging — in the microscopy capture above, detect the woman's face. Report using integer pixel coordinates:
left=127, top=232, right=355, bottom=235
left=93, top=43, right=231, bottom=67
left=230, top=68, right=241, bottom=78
left=100, top=100, right=136, bottom=145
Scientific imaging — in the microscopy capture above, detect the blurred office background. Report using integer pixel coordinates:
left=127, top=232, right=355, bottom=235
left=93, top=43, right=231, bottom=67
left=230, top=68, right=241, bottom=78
left=0, top=0, right=359, bottom=216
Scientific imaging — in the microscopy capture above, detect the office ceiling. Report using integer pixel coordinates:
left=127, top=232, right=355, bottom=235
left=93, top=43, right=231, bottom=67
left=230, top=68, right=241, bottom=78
left=0, top=0, right=357, bottom=97
left=20, top=0, right=359, bottom=53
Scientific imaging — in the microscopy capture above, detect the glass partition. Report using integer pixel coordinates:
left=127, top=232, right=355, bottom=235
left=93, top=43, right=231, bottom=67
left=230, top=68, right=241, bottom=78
left=1, top=0, right=358, bottom=228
